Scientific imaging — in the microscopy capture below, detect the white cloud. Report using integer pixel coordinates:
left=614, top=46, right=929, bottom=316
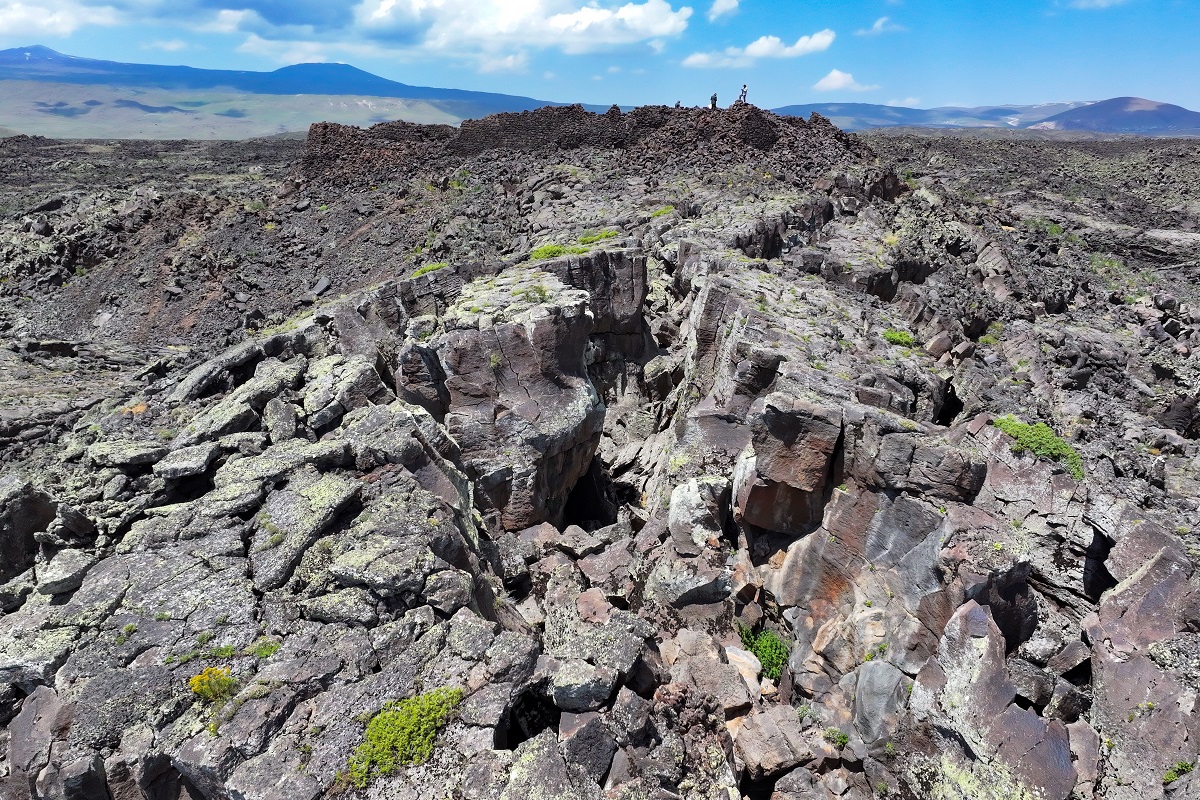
left=194, top=9, right=256, bottom=35
left=707, top=0, right=737, bottom=21
left=237, top=35, right=328, bottom=63
left=855, top=16, right=904, bottom=36
left=813, top=69, right=879, bottom=92
left=0, top=0, right=118, bottom=38
left=142, top=38, right=188, bottom=51
left=354, top=0, right=692, bottom=56
left=479, top=52, right=527, bottom=72
left=0, top=0, right=693, bottom=74
left=683, top=28, right=834, bottom=68
left=887, top=97, right=920, bottom=107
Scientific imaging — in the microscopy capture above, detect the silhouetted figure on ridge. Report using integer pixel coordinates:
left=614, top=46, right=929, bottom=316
left=710, top=93, right=718, bottom=110
left=738, top=84, right=748, bottom=104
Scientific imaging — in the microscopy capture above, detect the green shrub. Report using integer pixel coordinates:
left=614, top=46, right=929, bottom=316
left=345, top=687, right=464, bottom=788
left=207, top=645, right=236, bottom=658
left=189, top=667, right=237, bottom=703
left=883, top=329, right=915, bottom=347
left=578, top=229, right=619, bottom=245
left=515, top=284, right=551, bottom=304
left=978, top=334, right=998, bottom=346
left=412, top=262, right=448, bottom=279
left=651, top=205, right=675, bottom=218
left=823, top=727, right=850, bottom=748
left=992, top=415, right=1084, bottom=480
left=1164, top=761, right=1194, bottom=784
left=737, top=623, right=790, bottom=681
left=530, top=244, right=589, bottom=261
left=1028, top=217, right=1066, bottom=238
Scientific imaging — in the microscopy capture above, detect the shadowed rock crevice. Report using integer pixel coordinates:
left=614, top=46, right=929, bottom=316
left=3, top=107, right=1200, bottom=800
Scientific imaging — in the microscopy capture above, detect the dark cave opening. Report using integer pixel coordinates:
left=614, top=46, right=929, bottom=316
left=934, top=381, right=965, bottom=427
left=1082, top=529, right=1118, bottom=601
left=739, top=773, right=780, bottom=800
left=563, top=455, right=619, bottom=531
left=166, top=474, right=216, bottom=505
left=1062, top=657, right=1093, bottom=688
left=495, top=689, right=561, bottom=750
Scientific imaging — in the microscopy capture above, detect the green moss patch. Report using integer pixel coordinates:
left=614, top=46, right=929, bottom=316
left=992, top=414, right=1084, bottom=480
left=530, top=244, right=589, bottom=261
left=578, top=229, right=619, bottom=245
left=345, top=687, right=464, bottom=788
left=412, top=262, right=448, bottom=279
left=883, top=329, right=915, bottom=347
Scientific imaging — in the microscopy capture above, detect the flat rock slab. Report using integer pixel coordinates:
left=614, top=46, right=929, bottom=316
left=86, top=440, right=167, bottom=468
left=37, top=548, right=97, bottom=595
left=152, top=442, right=222, bottom=479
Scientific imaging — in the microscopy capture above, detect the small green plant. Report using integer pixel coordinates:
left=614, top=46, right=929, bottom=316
left=246, top=638, right=281, bottom=659
left=1164, top=761, right=1194, bottom=784
left=578, top=229, right=619, bottom=245
left=207, top=645, right=236, bottom=658
left=344, top=687, right=464, bottom=788
left=189, top=666, right=237, bottom=703
left=651, top=205, right=675, bottom=218
left=116, top=623, right=137, bottom=645
left=197, top=631, right=214, bottom=646
left=992, top=415, right=1084, bottom=480
left=884, top=741, right=896, bottom=758
left=883, top=329, right=915, bottom=347
left=737, top=623, right=790, bottom=681
left=530, top=244, right=589, bottom=261
left=823, top=727, right=850, bottom=748
left=515, top=283, right=551, bottom=304
left=1028, top=217, right=1066, bottom=238
left=412, top=262, right=448, bottom=279
left=489, top=352, right=502, bottom=370
left=244, top=200, right=267, bottom=213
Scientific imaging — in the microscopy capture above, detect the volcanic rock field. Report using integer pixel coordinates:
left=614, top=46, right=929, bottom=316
left=1, top=104, right=1200, bottom=800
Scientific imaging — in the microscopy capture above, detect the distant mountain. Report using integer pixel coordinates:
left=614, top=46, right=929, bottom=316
left=773, top=101, right=1093, bottom=132
left=1028, top=97, right=1200, bottom=134
left=0, top=45, right=608, bottom=138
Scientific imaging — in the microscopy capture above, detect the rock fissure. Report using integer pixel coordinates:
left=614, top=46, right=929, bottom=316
left=0, top=106, right=1197, bottom=800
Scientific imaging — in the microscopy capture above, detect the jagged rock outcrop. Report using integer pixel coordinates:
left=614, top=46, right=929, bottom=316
left=2, top=105, right=1199, bottom=800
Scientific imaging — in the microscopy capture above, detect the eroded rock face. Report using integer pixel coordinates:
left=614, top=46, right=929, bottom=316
left=2, top=105, right=1199, bottom=800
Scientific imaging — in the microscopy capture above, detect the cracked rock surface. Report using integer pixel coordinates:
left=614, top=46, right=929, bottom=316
left=1, top=106, right=1200, bottom=799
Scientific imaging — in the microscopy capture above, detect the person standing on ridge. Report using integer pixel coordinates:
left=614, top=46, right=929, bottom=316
left=738, top=84, right=748, bottom=104
left=710, top=93, right=718, bottom=110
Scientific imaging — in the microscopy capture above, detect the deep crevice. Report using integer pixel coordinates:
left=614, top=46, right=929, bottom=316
left=739, top=773, right=780, bottom=800
left=934, top=381, right=964, bottom=427
left=1082, top=529, right=1117, bottom=601
left=495, top=689, right=561, bottom=750
left=563, top=455, right=619, bottom=531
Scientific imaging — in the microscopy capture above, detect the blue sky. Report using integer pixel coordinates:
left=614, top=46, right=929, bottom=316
left=1, top=0, right=1197, bottom=109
